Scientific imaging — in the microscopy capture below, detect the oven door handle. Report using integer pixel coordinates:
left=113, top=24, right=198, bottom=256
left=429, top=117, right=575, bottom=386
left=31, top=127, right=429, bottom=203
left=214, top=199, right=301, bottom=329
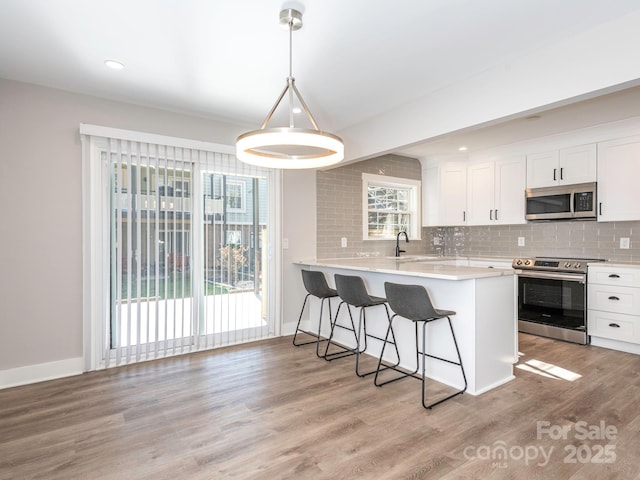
left=516, top=271, right=586, bottom=283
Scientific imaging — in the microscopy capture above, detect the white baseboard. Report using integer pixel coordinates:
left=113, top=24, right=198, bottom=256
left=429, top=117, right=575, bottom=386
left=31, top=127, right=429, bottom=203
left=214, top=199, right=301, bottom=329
left=590, top=336, right=640, bottom=355
left=0, top=357, right=84, bottom=390
left=470, top=374, right=516, bottom=396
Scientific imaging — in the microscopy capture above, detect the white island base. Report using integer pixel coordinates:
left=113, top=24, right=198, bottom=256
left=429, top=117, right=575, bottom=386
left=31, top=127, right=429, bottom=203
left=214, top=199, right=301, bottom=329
left=298, top=260, right=517, bottom=396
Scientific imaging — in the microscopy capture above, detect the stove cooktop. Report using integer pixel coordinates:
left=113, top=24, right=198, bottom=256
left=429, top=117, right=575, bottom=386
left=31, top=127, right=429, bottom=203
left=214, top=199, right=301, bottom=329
left=512, top=257, right=606, bottom=274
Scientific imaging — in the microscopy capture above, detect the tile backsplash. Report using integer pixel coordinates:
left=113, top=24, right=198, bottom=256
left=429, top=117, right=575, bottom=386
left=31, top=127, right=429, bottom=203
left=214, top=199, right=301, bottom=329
left=425, top=221, right=640, bottom=262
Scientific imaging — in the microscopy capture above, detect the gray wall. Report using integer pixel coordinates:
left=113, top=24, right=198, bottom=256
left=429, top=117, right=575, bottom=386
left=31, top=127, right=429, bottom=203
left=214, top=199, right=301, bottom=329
left=281, top=169, right=317, bottom=335
left=0, top=78, right=307, bottom=376
left=316, top=154, right=431, bottom=259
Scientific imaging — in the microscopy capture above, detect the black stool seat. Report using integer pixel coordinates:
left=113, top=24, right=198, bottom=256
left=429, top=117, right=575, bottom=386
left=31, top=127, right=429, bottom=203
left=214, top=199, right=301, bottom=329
left=292, top=270, right=339, bottom=357
left=375, top=282, right=467, bottom=409
left=324, top=274, right=399, bottom=377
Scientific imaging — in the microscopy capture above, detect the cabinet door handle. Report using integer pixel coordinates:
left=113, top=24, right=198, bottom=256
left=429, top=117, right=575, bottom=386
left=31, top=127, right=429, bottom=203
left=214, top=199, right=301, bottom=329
left=495, top=209, right=498, bottom=221
left=463, top=211, right=466, bottom=222
left=608, top=274, right=620, bottom=278
left=609, top=323, right=621, bottom=328
left=560, top=167, right=564, bottom=180
left=599, top=202, right=603, bottom=216
left=553, top=168, right=557, bottom=181
left=489, top=210, right=493, bottom=220
left=608, top=296, right=620, bottom=301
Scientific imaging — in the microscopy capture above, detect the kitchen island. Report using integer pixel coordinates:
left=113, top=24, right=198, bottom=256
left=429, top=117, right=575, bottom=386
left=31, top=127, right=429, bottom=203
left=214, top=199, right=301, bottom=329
left=294, top=257, right=517, bottom=395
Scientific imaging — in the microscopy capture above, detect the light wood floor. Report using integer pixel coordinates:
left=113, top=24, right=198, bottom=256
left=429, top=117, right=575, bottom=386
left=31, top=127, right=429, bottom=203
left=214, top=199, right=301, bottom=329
left=1, top=333, right=639, bottom=480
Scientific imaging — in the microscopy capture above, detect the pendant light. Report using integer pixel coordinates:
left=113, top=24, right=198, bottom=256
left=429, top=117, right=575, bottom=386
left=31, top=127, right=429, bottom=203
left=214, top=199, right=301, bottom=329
left=236, top=9, right=344, bottom=169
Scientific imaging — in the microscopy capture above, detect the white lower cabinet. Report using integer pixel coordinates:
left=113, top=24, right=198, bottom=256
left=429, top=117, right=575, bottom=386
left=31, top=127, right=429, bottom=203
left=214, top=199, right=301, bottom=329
left=588, top=284, right=640, bottom=315
left=588, top=264, right=640, bottom=354
left=588, top=310, right=640, bottom=343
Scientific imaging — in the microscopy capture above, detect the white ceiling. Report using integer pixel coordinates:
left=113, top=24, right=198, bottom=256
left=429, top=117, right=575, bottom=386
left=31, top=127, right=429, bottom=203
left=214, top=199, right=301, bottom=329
left=396, top=85, right=640, bottom=157
left=1, top=0, right=640, bottom=158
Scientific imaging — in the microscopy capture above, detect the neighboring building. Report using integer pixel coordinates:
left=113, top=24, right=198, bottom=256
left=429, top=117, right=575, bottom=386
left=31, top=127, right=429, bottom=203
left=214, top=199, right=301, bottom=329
left=115, top=163, right=268, bottom=289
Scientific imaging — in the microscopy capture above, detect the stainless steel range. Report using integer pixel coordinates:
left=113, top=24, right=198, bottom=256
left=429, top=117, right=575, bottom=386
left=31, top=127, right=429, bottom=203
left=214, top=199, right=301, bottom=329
left=512, top=257, right=605, bottom=344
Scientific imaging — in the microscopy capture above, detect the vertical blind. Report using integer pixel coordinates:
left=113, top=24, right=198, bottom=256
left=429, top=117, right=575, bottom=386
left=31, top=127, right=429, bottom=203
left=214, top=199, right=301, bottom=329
left=99, top=136, right=274, bottom=367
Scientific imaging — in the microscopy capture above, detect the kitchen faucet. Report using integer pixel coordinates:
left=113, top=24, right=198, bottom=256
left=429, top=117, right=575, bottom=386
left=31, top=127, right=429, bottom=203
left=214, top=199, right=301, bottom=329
left=395, top=231, right=409, bottom=257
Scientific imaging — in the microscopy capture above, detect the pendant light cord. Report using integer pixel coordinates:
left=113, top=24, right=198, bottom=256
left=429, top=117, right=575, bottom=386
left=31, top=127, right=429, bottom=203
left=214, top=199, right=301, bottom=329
left=289, top=19, right=293, bottom=78
left=288, top=19, right=294, bottom=128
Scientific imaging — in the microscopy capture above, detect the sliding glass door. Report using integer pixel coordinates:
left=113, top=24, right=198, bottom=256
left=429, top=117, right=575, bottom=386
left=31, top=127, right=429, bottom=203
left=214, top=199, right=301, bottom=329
left=110, top=153, right=196, bottom=361
left=81, top=128, right=277, bottom=370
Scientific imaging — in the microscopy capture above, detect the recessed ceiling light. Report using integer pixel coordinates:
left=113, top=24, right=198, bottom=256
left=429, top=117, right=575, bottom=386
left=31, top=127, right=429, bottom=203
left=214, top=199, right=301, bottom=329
left=104, top=59, right=124, bottom=70
left=292, top=107, right=302, bottom=114
left=458, top=146, right=468, bottom=151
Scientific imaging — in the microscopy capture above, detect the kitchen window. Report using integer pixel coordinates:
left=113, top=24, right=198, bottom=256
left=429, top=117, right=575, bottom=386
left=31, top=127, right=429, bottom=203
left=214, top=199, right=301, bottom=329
left=362, top=173, right=421, bottom=240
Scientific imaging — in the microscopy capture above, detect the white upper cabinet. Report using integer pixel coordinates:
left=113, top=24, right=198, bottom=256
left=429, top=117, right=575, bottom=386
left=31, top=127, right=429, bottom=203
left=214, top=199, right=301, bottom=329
left=466, top=162, right=494, bottom=225
left=467, top=156, right=526, bottom=225
left=526, top=144, right=597, bottom=188
left=439, top=163, right=467, bottom=226
left=559, top=144, right=598, bottom=184
left=422, top=162, right=467, bottom=227
left=526, top=150, right=559, bottom=188
left=494, top=156, right=527, bottom=224
left=597, top=135, right=640, bottom=222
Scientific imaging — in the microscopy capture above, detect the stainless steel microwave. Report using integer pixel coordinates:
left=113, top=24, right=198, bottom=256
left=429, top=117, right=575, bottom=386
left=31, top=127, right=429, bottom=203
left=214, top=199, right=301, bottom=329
left=525, top=182, right=597, bottom=221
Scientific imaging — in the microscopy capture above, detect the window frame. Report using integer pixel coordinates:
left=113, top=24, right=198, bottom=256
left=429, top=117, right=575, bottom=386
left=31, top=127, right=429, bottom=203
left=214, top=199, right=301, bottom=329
left=362, top=173, right=421, bottom=241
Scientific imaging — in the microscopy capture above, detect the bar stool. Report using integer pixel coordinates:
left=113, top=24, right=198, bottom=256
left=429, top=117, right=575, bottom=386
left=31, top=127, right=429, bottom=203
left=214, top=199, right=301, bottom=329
left=292, top=269, right=339, bottom=358
left=375, top=282, right=467, bottom=409
left=324, top=274, right=400, bottom=377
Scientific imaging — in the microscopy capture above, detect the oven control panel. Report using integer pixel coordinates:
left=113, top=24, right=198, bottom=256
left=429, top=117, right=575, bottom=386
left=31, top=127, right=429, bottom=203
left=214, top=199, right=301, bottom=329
left=512, top=257, right=601, bottom=273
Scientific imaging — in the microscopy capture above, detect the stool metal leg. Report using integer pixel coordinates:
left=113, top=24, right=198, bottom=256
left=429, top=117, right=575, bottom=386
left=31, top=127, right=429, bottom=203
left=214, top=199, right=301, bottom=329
left=354, top=306, right=369, bottom=376
left=292, top=294, right=314, bottom=346
left=420, top=317, right=467, bottom=409
left=375, top=315, right=467, bottom=409
left=374, top=313, right=415, bottom=386
left=316, top=297, right=333, bottom=358
left=356, top=304, right=400, bottom=378
left=323, top=301, right=359, bottom=361
left=293, top=294, right=333, bottom=358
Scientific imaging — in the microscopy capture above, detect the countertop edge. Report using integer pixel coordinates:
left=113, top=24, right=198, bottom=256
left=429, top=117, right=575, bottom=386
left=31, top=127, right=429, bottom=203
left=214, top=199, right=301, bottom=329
left=294, top=258, right=513, bottom=281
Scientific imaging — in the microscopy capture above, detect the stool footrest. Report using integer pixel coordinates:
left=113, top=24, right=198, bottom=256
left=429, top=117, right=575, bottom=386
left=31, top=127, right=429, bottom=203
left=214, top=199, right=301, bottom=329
left=324, top=348, right=358, bottom=361
left=374, top=364, right=420, bottom=386
left=421, top=352, right=462, bottom=367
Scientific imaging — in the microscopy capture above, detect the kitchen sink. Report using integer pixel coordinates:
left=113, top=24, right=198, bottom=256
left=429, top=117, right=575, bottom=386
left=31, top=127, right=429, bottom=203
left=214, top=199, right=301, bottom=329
left=386, top=255, right=443, bottom=263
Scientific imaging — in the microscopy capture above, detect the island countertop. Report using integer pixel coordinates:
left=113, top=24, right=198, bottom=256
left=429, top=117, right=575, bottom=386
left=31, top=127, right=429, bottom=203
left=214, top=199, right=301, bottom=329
left=296, top=256, right=514, bottom=281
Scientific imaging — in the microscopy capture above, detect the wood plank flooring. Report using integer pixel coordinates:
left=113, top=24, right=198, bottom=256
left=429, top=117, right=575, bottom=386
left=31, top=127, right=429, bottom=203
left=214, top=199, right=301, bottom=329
left=1, top=333, right=640, bottom=479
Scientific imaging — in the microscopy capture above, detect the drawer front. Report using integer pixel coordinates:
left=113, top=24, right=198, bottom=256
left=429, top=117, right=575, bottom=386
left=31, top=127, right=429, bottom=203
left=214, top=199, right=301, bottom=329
left=588, top=284, right=640, bottom=315
left=588, top=265, right=640, bottom=287
left=588, top=310, right=640, bottom=343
